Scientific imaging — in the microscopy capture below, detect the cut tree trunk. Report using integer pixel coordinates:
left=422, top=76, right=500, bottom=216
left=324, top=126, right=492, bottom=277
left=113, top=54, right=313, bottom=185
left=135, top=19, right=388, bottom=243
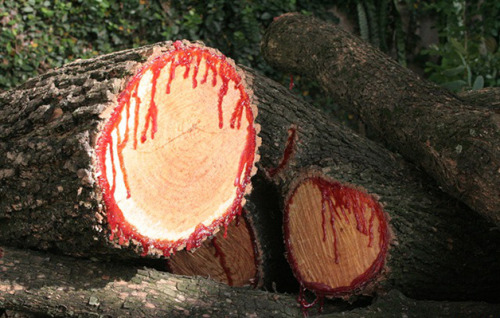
left=261, top=13, right=500, bottom=227
left=2, top=246, right=500, bottom=318
left=168, top=210, right=262, bottom=287
left=0, top=41, right=259, bottom=258
left=242, top=66, right=500, bottom=302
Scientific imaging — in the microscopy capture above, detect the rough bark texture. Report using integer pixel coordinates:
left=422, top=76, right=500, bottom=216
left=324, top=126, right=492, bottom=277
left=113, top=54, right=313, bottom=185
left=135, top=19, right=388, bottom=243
left=261, top=13, right=500, bottom=227
left=0, top=42, right=172, bottom=258
left=243, top=66, right=500, bottom=301
left=323, top=290, right=500, bottom=318
left=0, top=41, right=260, bottom=259
left=2, top=246, right=499, bottom=318
left=457, top=87, right=500, bottom=110
left=0, top=246, right=300, bottom=318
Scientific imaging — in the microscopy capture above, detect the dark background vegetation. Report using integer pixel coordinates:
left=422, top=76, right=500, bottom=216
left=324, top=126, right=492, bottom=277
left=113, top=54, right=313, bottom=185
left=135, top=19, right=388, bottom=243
left=1, top=0, right=499, bottom=121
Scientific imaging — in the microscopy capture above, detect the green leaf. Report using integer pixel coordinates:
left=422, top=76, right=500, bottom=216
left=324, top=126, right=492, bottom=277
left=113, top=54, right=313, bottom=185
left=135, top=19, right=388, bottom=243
left=442, top=65, right=465, bottom=77
left=449, top=38, right=467, bottom=56
left=41, top=7, right=54, bottom=17
left=472, top=75, right=484, bottom=90
left=441, top=80, right=467, bottom=92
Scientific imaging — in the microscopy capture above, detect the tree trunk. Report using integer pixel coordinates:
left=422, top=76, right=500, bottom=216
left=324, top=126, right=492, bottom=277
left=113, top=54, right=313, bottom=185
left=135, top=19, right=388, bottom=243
left=0, top=246, right=299, bottom=318
left=168, top=210, right=262, bottom=288
left=2, top=246, right=500, bottom=318
left=457, top=87, right=500, bottom=110
left=243, top=66, right=500, bottom=302
left=261, top=13, right=500, bottom=227
left=0, top=41, right=259, bottom=259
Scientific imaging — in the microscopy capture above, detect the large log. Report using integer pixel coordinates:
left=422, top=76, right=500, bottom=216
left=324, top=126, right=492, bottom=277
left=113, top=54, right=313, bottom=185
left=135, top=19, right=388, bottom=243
left=0, top=246, right=299, bottom=318
left=168, top=210, right=262, bottom=287
left=261, top=13, right=500, bottom=227
left=0, top=41, right=259, bottom=258
left=2, top=246, right=500, bottom=318
left=242, top=66, right=500, bottom=302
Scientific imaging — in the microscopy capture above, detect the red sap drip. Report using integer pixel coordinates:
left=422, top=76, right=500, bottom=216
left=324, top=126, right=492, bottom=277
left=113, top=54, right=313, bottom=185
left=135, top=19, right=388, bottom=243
left=108, top=137, right=116, bottom=195
left=140, top=243, right=149, bottom=257
left=289, top=74, right=294, bottom=90
left=141, top=66, right=161, bottom=143
left=192, top=53, right=202, bottom=88
left=201, top=57, right=218, bottom=87
left=298, top=285, right=320, bottom=317
left=284, top=177, right=390, bottom=298
left=116, top=99, right=132, bottom=198
left=166, top=57, right=177, bottom=95
left=268, top=127, right=296, bottom=177
left=96, top=43, right=257, bottom=259
left=132, top=85, right=141, bottom=149
left=186, top=223, right=212, bottom=251
left=182, top=53, right=192, bottom=79
left=316, top=179, right=339, bottom=263
left=217, top=62, right=231, bottom=129
left=212, top=237, right=234, bottom=286
left=230, top=96, right=245, bottom=129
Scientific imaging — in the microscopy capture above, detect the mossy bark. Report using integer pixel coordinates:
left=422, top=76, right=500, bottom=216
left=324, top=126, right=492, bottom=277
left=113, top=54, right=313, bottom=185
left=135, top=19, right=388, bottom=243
left=244, top=67, right=500, bottom=301
left=261, top=13, right=500, bottom=227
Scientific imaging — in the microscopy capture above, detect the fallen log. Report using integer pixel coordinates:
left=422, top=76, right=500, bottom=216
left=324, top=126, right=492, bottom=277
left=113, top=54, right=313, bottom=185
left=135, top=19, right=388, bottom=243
left=2, top=40, right=499, bottom=307
left=0, top=246, right=299, bottom=317
left=261, top=13, right=500, bottom=227
left=0, top=41, right=259, bottom=258
left=168, top=210, right=262, bottom=287
left=243, top=66, right=500, bottom=302
left=2, top=246, right=500, bottom=318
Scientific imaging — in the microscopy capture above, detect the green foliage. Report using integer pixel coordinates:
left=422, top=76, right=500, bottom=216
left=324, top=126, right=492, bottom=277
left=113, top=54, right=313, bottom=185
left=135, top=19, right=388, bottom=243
left=421, top=0, right=500, bottom=92
left=0, top=0, right=170, bottom=90
left=1, top=0, right=498, bottom=95
left=0, top=0, right=339, bottom=92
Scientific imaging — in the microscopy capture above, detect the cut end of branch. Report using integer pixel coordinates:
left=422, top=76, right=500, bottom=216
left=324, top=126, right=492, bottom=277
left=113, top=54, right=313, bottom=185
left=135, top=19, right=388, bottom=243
left=284, top=175, right=389, bottom=298
left=95, top=41, right=259, bottom=257
left=168, top=211, right=262, bottom=287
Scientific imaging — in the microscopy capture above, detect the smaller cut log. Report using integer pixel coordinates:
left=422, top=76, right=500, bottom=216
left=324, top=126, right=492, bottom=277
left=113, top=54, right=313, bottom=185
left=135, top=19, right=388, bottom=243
left=284, top=174, right=389, bottom=298
left=243, top=66, right=500, bottom=303
left=0, top=41, right=259, bottom=258
left=168, top=210, right=262, bottom=287
left=261, top=13, right=500, bottom=227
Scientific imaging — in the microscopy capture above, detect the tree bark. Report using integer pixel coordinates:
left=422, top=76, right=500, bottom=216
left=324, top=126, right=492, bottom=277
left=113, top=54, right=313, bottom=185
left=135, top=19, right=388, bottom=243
left=261, top=13, right=500, bottom=227
left=2, top=246, right=499, bottom=318
left=0, top=246, right=299, bottom=318
left=457, top=87, right=500, bottom=110
left=0, top=41, right=259, bottom=259
left=243, top=66, right=500, bottom=301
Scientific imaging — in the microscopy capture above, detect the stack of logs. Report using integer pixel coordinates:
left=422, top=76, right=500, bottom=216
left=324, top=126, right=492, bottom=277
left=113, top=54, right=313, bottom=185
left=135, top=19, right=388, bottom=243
left=1, top=14, right=499, bottom=317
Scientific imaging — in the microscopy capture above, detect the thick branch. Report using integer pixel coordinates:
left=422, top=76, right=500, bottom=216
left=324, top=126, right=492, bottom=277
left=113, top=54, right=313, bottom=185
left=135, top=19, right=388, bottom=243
left=244, top=67, right=500, bottom=301
left=261, top=13, right=500, bottom=227
left=0, top=246, right=299, bottom=317
left=2, top=247, right=499, bottom=318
